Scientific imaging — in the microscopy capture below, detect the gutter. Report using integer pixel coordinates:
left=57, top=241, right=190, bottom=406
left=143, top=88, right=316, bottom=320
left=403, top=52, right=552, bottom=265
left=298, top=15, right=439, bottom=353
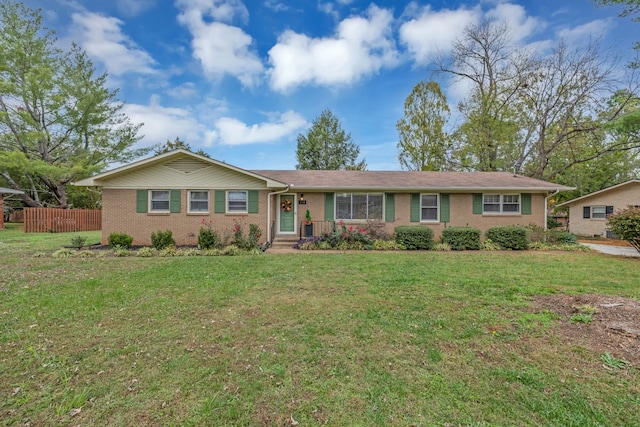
left=267, top=185, right=291, bottom=243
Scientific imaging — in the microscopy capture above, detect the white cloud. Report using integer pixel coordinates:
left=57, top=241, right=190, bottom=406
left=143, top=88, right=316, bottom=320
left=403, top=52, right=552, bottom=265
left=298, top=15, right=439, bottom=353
left=557, top=19, right=612, bottom=43
left=210, top=111, right=307, bottom=146
left=70, top=11, right=157, bottom=75
left=487, top=3, right=541, bottom=42
left=122, top=96, right=206, bottom=147
left=166, top=82, right=200, bottom=99
left=399, top=5, right=479, bottom=65
left=176, top=0, right=263, bottom=86
left=175, top=0, right=249, bottom=24
left=268, top=5, right=399, bottom=92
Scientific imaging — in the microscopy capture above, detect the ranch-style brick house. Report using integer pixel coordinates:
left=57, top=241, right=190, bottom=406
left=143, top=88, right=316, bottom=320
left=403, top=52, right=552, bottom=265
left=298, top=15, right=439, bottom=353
left=557, top=179, right=640, bottom=237
left=74, top=149, right=574, bottom=246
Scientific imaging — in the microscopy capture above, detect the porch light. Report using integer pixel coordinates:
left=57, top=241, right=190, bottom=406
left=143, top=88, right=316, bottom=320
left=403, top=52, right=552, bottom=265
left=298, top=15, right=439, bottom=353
left=299, top=194, right=304, bottom=202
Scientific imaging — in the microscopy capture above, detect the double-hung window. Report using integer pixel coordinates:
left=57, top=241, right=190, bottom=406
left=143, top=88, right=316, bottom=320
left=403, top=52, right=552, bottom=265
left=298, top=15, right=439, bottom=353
left=421, top=194, right=439, bottom=221
left=150, top=190, right=170, bottom=212
left=227, top=190, right=248, bottom=213
left=336, top=193, right=383, bottom=220
left=189, top=190, right=209, bottom=213
left=483, top=194, right=520, bottom=214
left=591, top=206, right=606, bottom=219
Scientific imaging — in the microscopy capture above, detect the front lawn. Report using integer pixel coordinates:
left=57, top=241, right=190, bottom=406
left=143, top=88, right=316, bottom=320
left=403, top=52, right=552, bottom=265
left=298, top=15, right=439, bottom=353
left=1, top=229, right=639, bottom=426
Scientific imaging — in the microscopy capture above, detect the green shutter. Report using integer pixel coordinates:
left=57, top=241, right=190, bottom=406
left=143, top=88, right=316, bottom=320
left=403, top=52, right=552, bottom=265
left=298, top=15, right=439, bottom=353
left=248, top=190, right=259, bottom=213
left=385, top=193, right=395, bottom=222
left=473, top=193, right=483, bottom=214
left=410, top=193, right=420, bottom=222
left=324, top=192, right=335, bottom=221
left=136, top=190, right=148, bottom=213
left=521, top=193, right=532, bottom=215
left=214, top=190, right=226, bottom=213
left=440, top=193, right=450, bottom=223
left=170, top=189, right=181, bottom=213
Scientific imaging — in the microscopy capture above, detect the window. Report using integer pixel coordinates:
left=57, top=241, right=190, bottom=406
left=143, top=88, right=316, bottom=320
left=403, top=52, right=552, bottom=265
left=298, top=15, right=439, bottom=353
left=336, top=193, right=383, bottom=220
left=227, top=190, right=247, bottom=213
left=421, top=194, right=439, bottom=221
left=189, top=190, right=209, bottom=213
left=150, top=190, right=170, bottom=212
left=483, top=194, right=520, bottom=214
left=591, top=206, right=606, bottom=219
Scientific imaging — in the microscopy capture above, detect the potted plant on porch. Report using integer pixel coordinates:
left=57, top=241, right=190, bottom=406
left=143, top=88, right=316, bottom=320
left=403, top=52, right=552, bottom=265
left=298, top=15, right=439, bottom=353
left=304, top=209, right=314, bottom=237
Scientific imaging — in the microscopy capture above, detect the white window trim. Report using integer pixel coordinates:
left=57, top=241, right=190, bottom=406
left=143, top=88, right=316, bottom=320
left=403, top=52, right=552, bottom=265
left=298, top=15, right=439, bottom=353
left=188, top=190, right=210, bottom=214
left=483, top=193, right=521, bottom=215
left=591, top=206, right=606, bottom=220
left=335, top=193, right=384, bottom=221
left=149, top=190, right=170, bottom=213
left=420, top=193, right=439, bottom=222
left=226, top=190, right=248, bottom=214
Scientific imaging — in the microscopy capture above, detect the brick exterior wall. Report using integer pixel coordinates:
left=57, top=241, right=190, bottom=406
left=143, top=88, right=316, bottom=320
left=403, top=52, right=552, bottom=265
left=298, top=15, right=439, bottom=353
left=104, top=190, right=547, bottom=245
left=102, top=189, right=270, bottom=246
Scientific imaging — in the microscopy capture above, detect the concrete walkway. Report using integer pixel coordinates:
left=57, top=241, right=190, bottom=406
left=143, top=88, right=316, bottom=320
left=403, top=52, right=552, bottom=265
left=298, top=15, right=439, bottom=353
left=581, top=243, right=640, bottom=257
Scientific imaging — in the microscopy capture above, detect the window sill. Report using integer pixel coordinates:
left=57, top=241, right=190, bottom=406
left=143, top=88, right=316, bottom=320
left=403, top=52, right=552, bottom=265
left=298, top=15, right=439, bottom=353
left=147, top=212, right=170, bottom=216
left=482, top=213, right=521, bottom=216
left=187, top=212, right=210, bottom=215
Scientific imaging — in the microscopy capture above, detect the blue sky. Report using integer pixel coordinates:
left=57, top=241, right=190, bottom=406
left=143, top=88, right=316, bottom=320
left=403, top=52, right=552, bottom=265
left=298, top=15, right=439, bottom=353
left=19, top=0, right=639, bottom=170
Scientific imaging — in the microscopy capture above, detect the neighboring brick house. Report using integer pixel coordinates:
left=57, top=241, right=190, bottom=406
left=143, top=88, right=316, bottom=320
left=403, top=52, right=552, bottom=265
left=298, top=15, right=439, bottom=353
left=0, top=187, right=24, bottom=229
left=74, top=149, right=573, bottom=246
left=557, top=179, right=640, bottom=237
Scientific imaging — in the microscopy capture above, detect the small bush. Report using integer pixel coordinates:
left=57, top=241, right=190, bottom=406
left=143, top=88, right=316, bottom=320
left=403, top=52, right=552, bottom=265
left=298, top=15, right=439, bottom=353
left=553, top=231, right=577, bottom=244
left=432, top=242, right=452, bottom=251
left=441, top=226, right=481, bottom=250
left=222, top=245, right=242, bottom=256
left=372, top=240, right=406, bottom=251
left=108, top=232, right=133, bottom=249
left=158, top=246, right=177, bottom=257
left=481, top=239, right=502, bottom=251
left=151, top=230, right=175, bottom=250
left=176, top=248, right=200, bottom=257
left=608, top=207, right=640, bottom=252
left=137, top=247, right=157, bottom=257
left=394, top=226, right=434, bottom=250
left=198, top=227, right=221, bottom=250
left=53, top=248, right=75, bottom=258
left=485, top=226, right=529, bottom=250
left=70, top=235, right=88, bottom=249
left=112, top=247, right=129, bottom=257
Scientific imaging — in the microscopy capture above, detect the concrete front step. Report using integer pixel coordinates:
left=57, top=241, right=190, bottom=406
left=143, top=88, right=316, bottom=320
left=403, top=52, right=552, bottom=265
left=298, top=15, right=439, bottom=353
left=270, top=235, right=300, bottom=249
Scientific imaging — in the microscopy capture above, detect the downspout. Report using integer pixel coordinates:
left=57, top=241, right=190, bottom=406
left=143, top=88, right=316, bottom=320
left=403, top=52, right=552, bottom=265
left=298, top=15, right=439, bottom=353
left=267, top=184, right=291, bottom=243
left=545, top=190, right=560, bottom=231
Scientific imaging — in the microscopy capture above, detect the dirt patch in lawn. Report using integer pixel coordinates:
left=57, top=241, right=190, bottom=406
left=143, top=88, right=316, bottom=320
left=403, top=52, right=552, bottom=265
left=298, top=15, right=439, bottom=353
left=532, top=294, right=640, bottom=365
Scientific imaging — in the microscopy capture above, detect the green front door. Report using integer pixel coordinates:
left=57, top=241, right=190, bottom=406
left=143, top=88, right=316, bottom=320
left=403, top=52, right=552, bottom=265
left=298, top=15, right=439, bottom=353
left=280, top=194, right=295, bottom=233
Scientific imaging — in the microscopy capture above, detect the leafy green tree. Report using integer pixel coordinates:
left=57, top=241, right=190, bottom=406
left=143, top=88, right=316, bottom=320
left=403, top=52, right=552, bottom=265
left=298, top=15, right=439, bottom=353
left=438, top=21, right=533, bottom=172
left=396, top=81, right=451, bottom=171
left=295, top=109, right=366, bottom=170
left=0, top=0, right=145, bottom=208
left=154, top=137, right=210, bottom=158
left=608, top=206, right=640, bottom=252
left=440, top=20, right=640, bottom=182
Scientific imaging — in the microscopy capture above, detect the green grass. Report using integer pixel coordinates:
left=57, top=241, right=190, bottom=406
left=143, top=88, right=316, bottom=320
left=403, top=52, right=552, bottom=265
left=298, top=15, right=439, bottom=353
left=1, top=226, right=639, bottom=426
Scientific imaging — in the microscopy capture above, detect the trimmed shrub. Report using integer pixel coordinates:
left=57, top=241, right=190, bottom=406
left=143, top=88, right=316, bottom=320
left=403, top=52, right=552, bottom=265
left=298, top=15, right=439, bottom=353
left=441, top=226, right=481, bottom=250
left=107, top=232, right=133, bottom=249
left=394, top=226, right=434, bottom=250
left=151, top=229, right=175, bottom=250
left=485, top=226, right=530, bottom=250
left=608, top=207, right=640, bottom=252
left=553, top=231, right=577, bottom=244
left=198, top=227, right=221, bottom=249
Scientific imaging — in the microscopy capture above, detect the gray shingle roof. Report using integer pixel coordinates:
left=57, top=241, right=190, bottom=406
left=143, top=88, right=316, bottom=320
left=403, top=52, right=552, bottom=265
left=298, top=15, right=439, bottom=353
left=250, top=170, right=573, bottom=192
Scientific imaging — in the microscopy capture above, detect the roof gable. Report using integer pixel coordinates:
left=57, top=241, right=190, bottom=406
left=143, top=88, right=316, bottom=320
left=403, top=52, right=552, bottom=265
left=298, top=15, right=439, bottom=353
left=557, top=180, right=640, bottom=207
left=73, top=150, right=287, bottom=188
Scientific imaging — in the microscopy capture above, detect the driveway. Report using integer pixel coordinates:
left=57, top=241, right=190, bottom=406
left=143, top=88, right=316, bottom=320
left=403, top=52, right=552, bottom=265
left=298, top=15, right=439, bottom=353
left=581, top=243, right=640, bottom=257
